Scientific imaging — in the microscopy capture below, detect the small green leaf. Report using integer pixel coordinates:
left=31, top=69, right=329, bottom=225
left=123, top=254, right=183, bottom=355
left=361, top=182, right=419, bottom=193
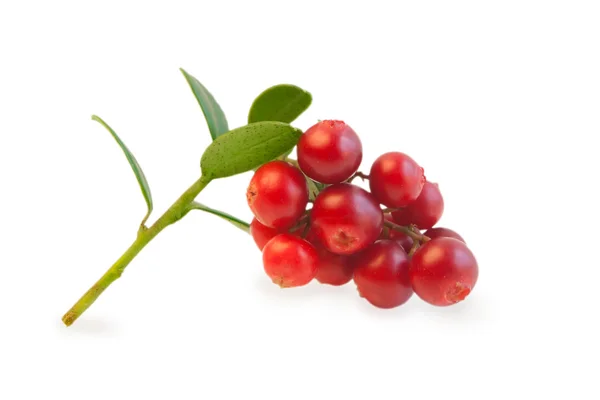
left=187, top=201, right=249, bottom=234
left=201, top=121, right=302, bottom=179
left=92, top=115, right=153, bottom=225
left=248, top=84, right=312, bottom=124
left=180, top=68, right=229, bottom=140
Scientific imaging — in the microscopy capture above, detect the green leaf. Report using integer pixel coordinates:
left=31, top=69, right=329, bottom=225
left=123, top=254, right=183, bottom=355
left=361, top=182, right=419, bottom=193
left=187, top=201, right=249, bottom=234
left=180, top=68, right=229, bottom=140
left=92, top=115, right=153, bottom=226
left=248, top=84, right=312, bottom=124
left=201, top=121, right=302, bottom=179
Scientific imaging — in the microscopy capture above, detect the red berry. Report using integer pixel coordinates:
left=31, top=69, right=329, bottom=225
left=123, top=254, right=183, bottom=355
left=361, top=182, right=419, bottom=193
left=250, top=218, right=279, bottom=250
left=297, top=120, right=363, bottom=184
left=424, top=227, right=465, bottom=243
left=250, top=218, right=309, bottom=251
left=392, top=181, right=444, bottom=230
left=391, top=231, right=414, bottom=254
left=353, top=240, right=413, bottom=309
left=314, top=245, right=354, bottom=286
left=246, top=161, right=308, bottom=230
left=310, top=183, right=383, bottom=255
left=262, top=234, right=318, bottom=288
left=369, top=152, right=425, bottom=207
left=380, top=214, right=414, bottom=252
left=410, top=238, right=478, bottom=306
left=303, top=225, right=321, bottom=245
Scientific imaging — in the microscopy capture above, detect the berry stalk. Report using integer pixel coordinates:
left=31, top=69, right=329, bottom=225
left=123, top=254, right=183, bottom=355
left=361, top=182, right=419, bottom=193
left=61, top=175, right=212, bottom=326
left=383, top=220, right=430, bottom=243
left=348, top=171, right=369, bottom=182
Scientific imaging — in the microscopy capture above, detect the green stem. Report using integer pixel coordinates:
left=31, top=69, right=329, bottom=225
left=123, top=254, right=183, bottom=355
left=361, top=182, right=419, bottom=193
left=139, top=209, right=152, bottom=232
left=187, top=201, right=250, bottom=234
left=61, top=175, right=212, bottom=327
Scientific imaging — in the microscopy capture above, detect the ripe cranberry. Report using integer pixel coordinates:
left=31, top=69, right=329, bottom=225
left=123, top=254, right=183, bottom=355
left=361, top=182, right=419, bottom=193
left=380, top=214, right=414, bottom=252
left=246, top=160, right=308, bottom=230
left=391, top=231, right=414, bottom=254
left=314, top=245, right=354, bottom=286
left=392, top=181, right=444, bottom=230
left=250, top=218, right=279, bottom=250
left=250, top=218, right=309, bottom=251
left=303, top=225, right=321, bottom=245
left=410, top=238, right=478, bottom=306
left=262, top=233, right=318, bottom=288
left=424, top=227, right=465, bottom=243
left=369, top=152, right=425, bottom=207
left=353, top=240, right=413, bottom=308
left=297, top=120, right=363, bottom=184
left=310, top=183, right=383, bottom=255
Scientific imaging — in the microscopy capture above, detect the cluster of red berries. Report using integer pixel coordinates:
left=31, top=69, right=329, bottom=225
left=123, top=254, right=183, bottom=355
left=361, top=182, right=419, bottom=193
left=246, top=120, right=478, bottom=308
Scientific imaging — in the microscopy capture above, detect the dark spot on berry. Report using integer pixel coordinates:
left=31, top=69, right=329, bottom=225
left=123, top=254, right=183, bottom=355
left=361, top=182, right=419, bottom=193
left=246, top=183, right=257, bottom=205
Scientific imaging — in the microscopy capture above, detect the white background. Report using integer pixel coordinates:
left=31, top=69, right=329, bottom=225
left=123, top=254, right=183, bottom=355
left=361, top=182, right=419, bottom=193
left=1, top=1, right=599, bottom=399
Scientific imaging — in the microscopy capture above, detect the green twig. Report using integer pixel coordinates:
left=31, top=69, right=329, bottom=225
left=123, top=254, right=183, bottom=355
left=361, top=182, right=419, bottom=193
left=61, top=175, right=212, bottom=327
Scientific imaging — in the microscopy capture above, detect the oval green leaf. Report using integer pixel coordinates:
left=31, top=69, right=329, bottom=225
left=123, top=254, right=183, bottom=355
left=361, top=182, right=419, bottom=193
left=180, top=68, right=229, bottom=140
left=201, top=121, right=303, bottom=179
left=248, top=84, right=312, bottom=124
left=187, top=201, right=249, bottom=233
left=92, top=115, right=153, bottom=225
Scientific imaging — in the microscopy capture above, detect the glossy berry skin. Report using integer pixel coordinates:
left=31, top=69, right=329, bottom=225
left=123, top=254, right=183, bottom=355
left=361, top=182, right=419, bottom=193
left=424, top=227, right=465, bottom=243
left=410, top=238, right=478, bottom=306
left=262, top=234, right=318, bottom=288
left=380, top=214, right=414, bottom=252
left=369, top=152, right=425, bottom=207
left=353, top=240, right=413, bottom=309
left=250, top=218, right=279, bottom=250
left=250, top=217, right=308, bottom=251
left=314, top=245, right=354, bottom=286
left=297, top=120, right=363, bottom=184
left=391, top=231, right=414, bottom=254
left=246, top=161, right=308, bottom=230
left=392, top=181, right=444, bottom=230
left=310, top=183, right=383, bottom=255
